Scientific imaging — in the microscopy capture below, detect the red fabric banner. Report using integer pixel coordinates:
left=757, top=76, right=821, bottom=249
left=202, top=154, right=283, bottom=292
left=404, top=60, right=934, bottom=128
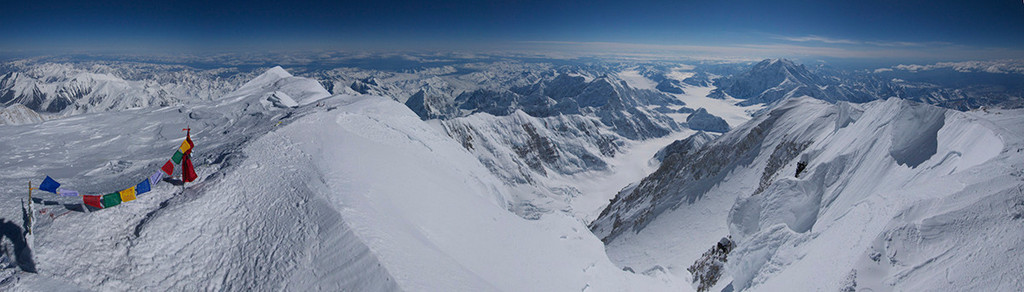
left=162, top=160, right=175, bottom=176
left=83, top=195, right=103, bottom=209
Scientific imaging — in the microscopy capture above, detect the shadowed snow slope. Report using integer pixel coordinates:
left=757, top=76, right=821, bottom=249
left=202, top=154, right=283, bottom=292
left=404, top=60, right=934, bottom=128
left=594, top=97, right=1020, bottom=291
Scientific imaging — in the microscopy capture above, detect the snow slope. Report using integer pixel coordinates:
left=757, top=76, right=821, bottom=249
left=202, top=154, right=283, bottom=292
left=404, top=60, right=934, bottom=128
left=270, top=95, right=679, bottom=291
left=727, top=98, right=1016, bottom=291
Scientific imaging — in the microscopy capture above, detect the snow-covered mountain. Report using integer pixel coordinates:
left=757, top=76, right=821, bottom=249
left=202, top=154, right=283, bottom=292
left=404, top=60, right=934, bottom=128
left=0, top=104, right=44, bottom=125
left=0, top=62, right=252, bottom=115
left=708, top=58, right=1024, bottom=110
left=708, top=59, right=874, bottom=106
left=591, top=96, right=1023, bottom=291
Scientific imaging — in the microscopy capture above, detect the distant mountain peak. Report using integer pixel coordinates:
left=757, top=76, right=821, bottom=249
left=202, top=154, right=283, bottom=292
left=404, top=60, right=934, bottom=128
left=710, top=58, right=843, bottom=106
left=264, top=66, right=292, bottom=78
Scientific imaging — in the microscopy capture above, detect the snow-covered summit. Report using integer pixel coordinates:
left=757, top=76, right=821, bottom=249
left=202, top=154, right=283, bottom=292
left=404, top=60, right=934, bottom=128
left=0, top=104, right=44, bottom=125
left=708, top=58, right=846, bottom=106
left=224, top=66, right=330, bottom=107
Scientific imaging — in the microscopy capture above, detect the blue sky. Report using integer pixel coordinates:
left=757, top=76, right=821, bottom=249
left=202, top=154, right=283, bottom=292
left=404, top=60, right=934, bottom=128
left=3, top=0, right=1023, bottom=61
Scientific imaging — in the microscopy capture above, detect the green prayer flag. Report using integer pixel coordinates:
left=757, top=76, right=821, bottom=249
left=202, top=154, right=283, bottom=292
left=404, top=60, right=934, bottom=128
left=102, top=192, right=121, bottom=208
left=171, top=150, right=184, bottom=164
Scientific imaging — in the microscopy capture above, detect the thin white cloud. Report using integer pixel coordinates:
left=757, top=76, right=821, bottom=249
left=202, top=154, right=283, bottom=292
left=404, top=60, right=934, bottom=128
left=776, top=34, right=954, bottom=48
left=864, top=40, right=953, bottom=47
left=517, top=40, right=1024, bottom=61
left=777, top=35, right=859, bottom=45
left=888, top=60, right=1024, bottom=74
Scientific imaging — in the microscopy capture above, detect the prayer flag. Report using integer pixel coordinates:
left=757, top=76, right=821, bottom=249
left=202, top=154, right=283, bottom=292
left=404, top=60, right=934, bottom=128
left=136, top=179, right=151, bottom=195
left=102, top=193, right=121, bottom=208
left=58, top=189, right=80, bottom=197
left=171, top=150, right=184, bottom=164
left=162, top=160, right=175, bottom=176
left=150, top=171, right=164, bottom=186
left=119, top=187, right=136, bottom=202
left=83, top=195, right=103, bottom=209
left=179, top=139, right=193, bottom=154
left=182, top=153, right=197, bottom=183
left=39, top=176, right=61, bottom=193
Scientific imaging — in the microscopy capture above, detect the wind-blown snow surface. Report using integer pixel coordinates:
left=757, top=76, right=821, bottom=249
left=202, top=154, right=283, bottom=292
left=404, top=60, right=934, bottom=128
left=0, top=66, right=684, bottom=291
left=595, top=97, right=1024, bottom=291
left=260, top=95, right=677, bottom=291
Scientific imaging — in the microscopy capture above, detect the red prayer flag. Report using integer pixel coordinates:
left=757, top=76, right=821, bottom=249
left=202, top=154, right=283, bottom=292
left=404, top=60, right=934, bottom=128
left=182, top=153, right=197, bottom=183
left=83, top=195, right=103, bottom=209
left=162, top=160, right=175, bottom=176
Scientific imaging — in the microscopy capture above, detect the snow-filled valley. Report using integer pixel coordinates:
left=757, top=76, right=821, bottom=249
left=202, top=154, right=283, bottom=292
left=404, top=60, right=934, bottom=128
left=0, top=56, right=1022, bottom=291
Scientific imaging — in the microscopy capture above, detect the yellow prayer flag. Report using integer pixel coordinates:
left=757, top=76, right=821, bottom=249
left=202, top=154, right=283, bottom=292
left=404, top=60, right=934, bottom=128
left=120, top=186, right=137, bottom=202
left=179, top=140, right=193, bottom=153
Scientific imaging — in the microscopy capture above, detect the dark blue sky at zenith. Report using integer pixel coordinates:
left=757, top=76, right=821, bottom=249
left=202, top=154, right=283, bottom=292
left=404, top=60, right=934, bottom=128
left=3, top=0, right=1023, bottom=61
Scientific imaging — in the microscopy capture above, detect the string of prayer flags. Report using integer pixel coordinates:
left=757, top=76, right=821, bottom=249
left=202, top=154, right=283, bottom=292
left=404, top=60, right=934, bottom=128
left=47, top=127, right=194, bottom=211
left=58, top=189, right=80, bottom=197
left=39, top=176, right=61, bottom=193
left=83, top=195, right=103, bottom=209
left=119, top=186, right=137, bottom=202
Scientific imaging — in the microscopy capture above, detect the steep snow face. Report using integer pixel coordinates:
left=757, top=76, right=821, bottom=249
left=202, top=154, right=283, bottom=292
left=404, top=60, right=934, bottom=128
left=593, top=96, right=1019, bottom=291
left=725, top=98, right=1009, bottom=291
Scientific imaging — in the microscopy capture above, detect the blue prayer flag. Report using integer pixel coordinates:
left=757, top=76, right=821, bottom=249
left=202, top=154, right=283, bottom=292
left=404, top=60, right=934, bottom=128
left=39, top=176, right=61, bottom=193
left=136, top=179, right=151, bottom=195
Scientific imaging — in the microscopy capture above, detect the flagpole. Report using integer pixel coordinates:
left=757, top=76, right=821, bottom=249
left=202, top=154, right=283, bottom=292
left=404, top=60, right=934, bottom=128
left=27, top=180, right=33, bottom=235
